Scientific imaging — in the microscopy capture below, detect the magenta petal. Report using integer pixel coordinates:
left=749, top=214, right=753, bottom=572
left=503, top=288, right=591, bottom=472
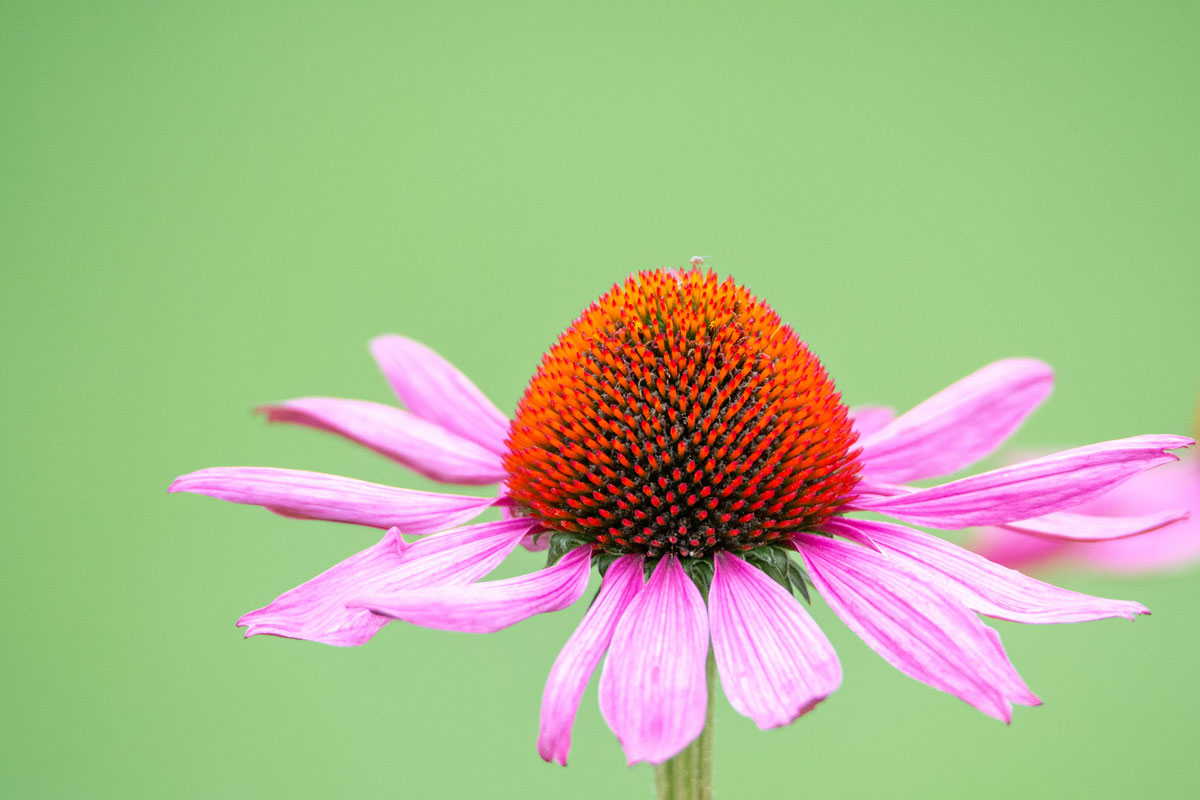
left=538, top=555, right=645, bottom=765
left=833, top=518, right=1148, bottom=623
left=848, top=405, right=895, bottom=438
left=795, top=533, right=1039, bottom=721
left=260, top=397, right=507, bottom=485
left=370, top=335, right=511, bottom=455
left=856, top=435, right=1194, bottom=528
left=352, top=547, right=593, bottom=633
left=236, top=517, right=537, bottom=646
left=972, top=457, right=1200, bottom=574
left=1000, top=508, right=1189, bottom=541
left=169, top=467, right=495, bottom=534
left=709, top=552, right=841, bottom=728
left=860, top=359, right=1054, bottom=483
left=968, top=527, right=1067, bottom=573
left=599, top=556, right=709, bottom=765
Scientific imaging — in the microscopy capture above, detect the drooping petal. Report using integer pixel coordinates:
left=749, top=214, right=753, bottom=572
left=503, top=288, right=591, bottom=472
left=831, top=518, right=1147, bottom=623
left=971, top=458, right=1200, bottom=574
left=538, top=555, right=644, bottom=766
left=370, top=334, right=511, bottom=455
left=259, top=397, right=507, bottom=484
left=599, top=555, right=709, bottom=765
left=169, top=467, right=495, bottom=534
left=709, top=551, right=841, bottom=728
left=795, top=533, right=1039, bottom=721
left=237, top=517, right=537, bottom=646
left=860, top=359, right=1054, bottom=483
left=848, top=405, right=895, bottom=438
left=999, top=508, right=1189, bottom=541
left=351, top=547, right=592, bottom=633
left=855, top=435, right=1193, bottom=528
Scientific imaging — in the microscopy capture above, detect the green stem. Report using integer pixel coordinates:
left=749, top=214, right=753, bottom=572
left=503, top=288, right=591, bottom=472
left=653, top=651, right=715, bottom=800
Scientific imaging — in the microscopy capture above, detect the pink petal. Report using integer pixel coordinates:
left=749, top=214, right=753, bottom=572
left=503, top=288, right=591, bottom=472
left=709, top=551, right=842, bottom=728
left=972, top=458, right=1200, bottom=574
left=370, top=335, right=511, bottom=455
left=795, top=533, right=1039, bottom=721
left=855, top=435, right=1193, bottom=528
left=848, top=405, right=895, bottom=438
left=259, top=397, right=507, bottom=485
left=832, top=518, right=1148, bottom=623
left=169, top=467, right=495, bottom=534
left=1000, top=508, right=1189, bottom=541
left=351, top=546, right=593, bottom=633
left=237, top=517, right=537, bottom=646
left=599, top=555, right=709, bottom=765
left=968, top=527, right=1068, bottom=573
left=538, top=555, right=645, bottom=765
left=860, top=359, right=1054, bottom=483
left=820, top=517, right=883, bottom=551
left=520, top=530, right=551, bottom=552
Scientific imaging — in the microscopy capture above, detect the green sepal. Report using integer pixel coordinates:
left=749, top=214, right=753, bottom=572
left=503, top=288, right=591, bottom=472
left=742, top=543, right=814, bottom=603
left=681, top=557, right=715, bottom=601
left=742, top=545, right=793, bottom=593
left=786, top=559, right=812, bottom=604
left=593, top=551, right=621, bottom=577
left=546, top=531, right=593, bottom=567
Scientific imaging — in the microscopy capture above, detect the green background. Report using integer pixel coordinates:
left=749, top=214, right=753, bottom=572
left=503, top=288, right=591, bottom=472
left=3, top=2, right=1198, bottom=797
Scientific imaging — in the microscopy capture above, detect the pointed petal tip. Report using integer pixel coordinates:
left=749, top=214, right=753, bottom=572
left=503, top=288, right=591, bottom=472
left=168, top=470, right=210, bottom=493
left=254, top=403, right=298, bottom=423
left=536, top=741, right=568, bottom=767
left=751, top=693, right=835, bottom=730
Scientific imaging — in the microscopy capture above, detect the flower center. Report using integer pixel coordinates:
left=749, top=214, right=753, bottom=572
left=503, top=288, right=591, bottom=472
left=503, top=268, right=861, bottom=558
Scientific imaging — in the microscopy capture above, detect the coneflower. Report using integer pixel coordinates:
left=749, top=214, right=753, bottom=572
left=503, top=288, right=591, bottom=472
left=172, top=265, right=1191, bottom=797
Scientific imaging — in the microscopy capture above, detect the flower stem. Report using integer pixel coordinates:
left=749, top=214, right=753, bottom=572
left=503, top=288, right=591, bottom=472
left=653, top=651, right=715, bottom=800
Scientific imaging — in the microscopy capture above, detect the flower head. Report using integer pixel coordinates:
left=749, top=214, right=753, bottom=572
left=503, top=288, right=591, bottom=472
left=172, top=266, right=1193, bottom=765
left=504, top=269, right=859, bottom=557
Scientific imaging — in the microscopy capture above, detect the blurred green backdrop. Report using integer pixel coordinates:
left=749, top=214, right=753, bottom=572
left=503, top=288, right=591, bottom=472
left=3, top=2, right=1198, bottom=798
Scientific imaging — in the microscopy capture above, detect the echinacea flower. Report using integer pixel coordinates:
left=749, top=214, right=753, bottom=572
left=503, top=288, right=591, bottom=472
left=968, top=450, right=1200, bottom=575
left=172, top=267, right=1192, bottom=767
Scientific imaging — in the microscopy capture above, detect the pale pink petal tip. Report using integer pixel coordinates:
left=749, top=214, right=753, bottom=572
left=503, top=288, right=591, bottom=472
left=537, top=555, right=644, bottom=765
left=369, top=334, right=511, bottom=455
left=709, top=552, right=841, bottom=728
left=169, top=467, right=495, bottom=534
left=599, top=556, right=709, bottom=765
